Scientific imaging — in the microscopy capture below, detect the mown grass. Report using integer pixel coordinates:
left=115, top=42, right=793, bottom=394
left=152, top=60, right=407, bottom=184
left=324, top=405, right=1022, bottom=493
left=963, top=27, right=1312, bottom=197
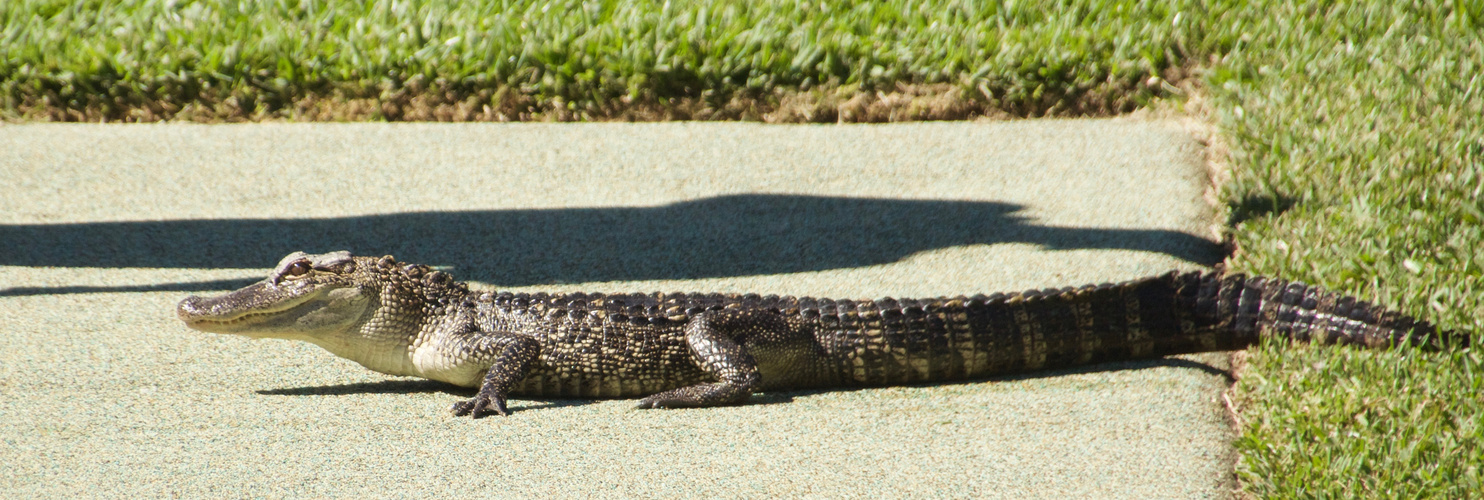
left=4, top=0, right=1482, bottom=496
left=1205, top=2, right=1484, bottom=497
left=0, top=0, right=1196, bottom=121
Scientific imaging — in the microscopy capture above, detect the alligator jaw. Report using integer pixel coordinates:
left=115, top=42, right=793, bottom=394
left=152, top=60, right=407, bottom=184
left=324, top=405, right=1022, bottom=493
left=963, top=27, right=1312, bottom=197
left=175, top=250, right=381, bottom=340
left=178, top=281, right=316, bottom=333
left=177, top=279, right=369, bottom=340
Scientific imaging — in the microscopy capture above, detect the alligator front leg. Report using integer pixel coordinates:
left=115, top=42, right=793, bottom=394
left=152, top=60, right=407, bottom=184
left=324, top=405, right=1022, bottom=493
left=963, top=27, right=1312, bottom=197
left=636, top=310, right=798, bottom=409
left=450, top=333, right=541, bottom=418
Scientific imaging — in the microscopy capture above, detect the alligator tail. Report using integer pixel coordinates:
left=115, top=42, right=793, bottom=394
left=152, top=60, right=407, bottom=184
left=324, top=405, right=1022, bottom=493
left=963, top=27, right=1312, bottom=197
left=822, top=269, right=1456, bottom=386
left=1186, top=270, right=1455, bottom=350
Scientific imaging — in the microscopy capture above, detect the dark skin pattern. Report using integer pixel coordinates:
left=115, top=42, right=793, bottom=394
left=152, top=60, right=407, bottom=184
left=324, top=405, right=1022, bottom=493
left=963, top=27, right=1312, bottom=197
left=181, top=253, right=1455, bottom=418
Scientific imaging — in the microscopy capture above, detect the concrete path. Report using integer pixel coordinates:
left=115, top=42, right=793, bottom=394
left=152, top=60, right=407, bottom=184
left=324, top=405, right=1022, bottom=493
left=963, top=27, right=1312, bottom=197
left=0, top=121, right=1232, bottom=498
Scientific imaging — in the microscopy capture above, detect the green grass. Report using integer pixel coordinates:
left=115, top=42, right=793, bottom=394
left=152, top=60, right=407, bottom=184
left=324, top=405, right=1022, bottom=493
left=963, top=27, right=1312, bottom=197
left=1203, top=2, right=1484, bottom=496
left=4, top=0, right=1483, bottom=496
left=0, top=0, right=1196, bottom=120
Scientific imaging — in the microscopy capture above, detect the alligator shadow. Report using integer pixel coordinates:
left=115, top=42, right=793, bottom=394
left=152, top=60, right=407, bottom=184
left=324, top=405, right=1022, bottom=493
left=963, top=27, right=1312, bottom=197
left=257, top=380, right=606, bottom=412
left=253, top=356, right=1228, bottom=414
left=0, top=194, right=1221, bottom=295
left=760, top=356, right=1232, bottom=401
left=257, top=379, right=468, bottom=397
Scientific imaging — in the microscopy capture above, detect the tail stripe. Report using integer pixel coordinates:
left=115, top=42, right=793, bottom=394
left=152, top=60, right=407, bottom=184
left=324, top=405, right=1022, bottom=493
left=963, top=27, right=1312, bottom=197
left=1273, top=282, right=1299, bottom=336
left=1328, top=295, right=1356, bottom=344
left=1122, top=284, right=1151, bottom=358
left=1225, top=276, right=1260, bottom=348
left=1307, top=289, right=1334, bottom=343
left=1299, top=285, right=1328, bottom=342
left=1176, top=272, right=1206, bottom=351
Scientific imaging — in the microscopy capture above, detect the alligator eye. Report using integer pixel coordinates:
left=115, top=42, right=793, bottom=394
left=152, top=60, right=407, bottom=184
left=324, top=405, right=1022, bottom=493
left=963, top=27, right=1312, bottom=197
left=286, top=260, right=312, bottom=277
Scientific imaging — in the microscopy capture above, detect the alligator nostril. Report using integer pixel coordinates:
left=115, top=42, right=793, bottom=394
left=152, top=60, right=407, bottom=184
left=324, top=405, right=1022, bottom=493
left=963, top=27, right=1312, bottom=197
left=177, top=296, right=203, bottom=318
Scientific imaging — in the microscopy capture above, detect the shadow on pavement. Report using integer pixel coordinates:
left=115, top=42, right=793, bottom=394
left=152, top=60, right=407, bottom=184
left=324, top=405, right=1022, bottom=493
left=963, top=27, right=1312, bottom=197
left=1, top=194, right=1220, bottom=295
left=0, top=278, right=261, bottom=297
left=256, top=379, right=467, bottom=397
left=759, top=356, right=1232, bottom=401
left=246, top=356, right=1228, bottom=415
left=257, top=380, right=605, bottom=413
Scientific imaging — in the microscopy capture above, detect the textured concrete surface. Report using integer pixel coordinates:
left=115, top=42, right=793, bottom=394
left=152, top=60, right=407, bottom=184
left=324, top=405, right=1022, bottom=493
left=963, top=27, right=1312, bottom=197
left=0, top=121, right=1233, bottom=498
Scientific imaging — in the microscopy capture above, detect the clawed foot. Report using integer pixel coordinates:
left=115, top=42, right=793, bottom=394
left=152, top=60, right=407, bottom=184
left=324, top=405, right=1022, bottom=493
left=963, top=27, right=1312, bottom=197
left=450, top=392, right=510, bottom=418
left=634, top=383, right=750, bottom=409
left=634, top=395, right=682, bottom=409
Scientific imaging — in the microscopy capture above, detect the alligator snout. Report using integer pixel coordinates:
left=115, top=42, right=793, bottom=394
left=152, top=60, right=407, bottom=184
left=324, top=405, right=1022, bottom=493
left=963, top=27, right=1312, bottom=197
left=176, top=295, right=207, bottom=322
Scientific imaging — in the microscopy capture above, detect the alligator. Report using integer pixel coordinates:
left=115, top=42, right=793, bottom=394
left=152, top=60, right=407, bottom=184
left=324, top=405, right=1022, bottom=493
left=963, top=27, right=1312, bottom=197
left=177, top=251, right=1455, bottom=418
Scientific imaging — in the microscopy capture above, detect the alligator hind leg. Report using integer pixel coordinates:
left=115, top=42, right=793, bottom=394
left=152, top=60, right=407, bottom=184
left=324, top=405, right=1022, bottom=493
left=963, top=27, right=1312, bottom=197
left=636, top=310, right=799, bottom=409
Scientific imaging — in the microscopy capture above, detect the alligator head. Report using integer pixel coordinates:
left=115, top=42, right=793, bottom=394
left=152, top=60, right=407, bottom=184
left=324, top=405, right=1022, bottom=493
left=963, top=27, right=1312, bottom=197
left=177, top=251, right=377, bottom=341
